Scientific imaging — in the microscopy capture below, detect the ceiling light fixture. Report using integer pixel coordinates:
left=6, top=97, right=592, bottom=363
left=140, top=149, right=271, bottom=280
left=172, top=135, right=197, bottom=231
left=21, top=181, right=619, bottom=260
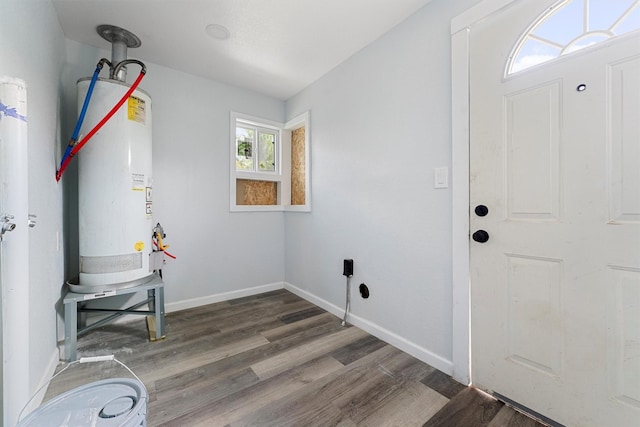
left=205, top=24, right=230, bottom=41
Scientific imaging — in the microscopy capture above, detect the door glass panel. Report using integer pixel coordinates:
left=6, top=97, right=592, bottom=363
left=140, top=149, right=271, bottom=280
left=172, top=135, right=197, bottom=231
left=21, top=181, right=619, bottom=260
left=512, top=39, right=561, bottom=73
left=533, top=0, right=584, bottom=45
left=508, top=0, right=640, bottom=75
left=589, top=0, right=636, bottom=31
left=564, top=33, right=610, bottom=54
left=615, top=6, right=640, bottom=35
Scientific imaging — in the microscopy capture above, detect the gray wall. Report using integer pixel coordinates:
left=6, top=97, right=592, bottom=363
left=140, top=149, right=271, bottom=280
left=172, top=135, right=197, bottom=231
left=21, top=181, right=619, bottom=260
left=61, top=40, right=287, bottom=308
left=285, top=0, right=480, bottom=366
left=146, top=55, right=287, bottom=303
left=0, top=0, right=486, bottom=421
left=0, top=0, right=66, bottom=424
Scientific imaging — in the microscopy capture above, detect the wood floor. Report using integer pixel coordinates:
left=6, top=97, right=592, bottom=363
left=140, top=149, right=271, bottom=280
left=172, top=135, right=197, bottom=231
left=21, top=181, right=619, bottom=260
left=45, top=289, right=546, bottom=426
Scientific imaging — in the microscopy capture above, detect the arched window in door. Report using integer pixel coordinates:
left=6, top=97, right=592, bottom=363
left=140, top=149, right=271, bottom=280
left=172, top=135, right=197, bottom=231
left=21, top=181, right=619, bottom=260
left=507, top=0, right=640, bottom=75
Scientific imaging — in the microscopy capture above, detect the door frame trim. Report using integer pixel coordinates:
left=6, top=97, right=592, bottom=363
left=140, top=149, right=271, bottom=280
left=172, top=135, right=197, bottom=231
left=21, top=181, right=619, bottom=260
left=450, top=0, right=518, bottom=384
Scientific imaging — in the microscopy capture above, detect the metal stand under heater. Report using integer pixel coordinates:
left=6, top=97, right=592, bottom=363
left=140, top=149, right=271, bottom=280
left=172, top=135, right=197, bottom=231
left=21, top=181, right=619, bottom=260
left=63, top=273, right=165, bottom=361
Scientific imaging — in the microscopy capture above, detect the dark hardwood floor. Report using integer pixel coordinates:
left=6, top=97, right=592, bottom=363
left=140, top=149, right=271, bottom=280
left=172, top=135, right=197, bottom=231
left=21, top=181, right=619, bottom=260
left=45, top=289, right=546, bottom=426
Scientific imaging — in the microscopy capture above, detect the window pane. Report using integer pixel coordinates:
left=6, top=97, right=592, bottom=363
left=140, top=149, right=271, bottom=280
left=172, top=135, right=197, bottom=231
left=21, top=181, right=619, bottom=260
left=533, top=0, right=584, bottom=46
left=614, top=4, right=640, bottom=35
left=258, top=131, right=276, bottom=172
left=508, top=0, right=639, bottom=75
left=563, top=32, right=610, bottom=54
left=236, top=126, right=254, bottom=171
left=590, top=0, right=636, bottom=32
left=512, top=38, right=561, bottom=73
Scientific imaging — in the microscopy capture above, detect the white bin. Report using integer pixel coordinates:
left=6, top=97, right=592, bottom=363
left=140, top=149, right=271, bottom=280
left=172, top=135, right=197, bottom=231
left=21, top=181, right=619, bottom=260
left=17, top=378, right=147, bottom=427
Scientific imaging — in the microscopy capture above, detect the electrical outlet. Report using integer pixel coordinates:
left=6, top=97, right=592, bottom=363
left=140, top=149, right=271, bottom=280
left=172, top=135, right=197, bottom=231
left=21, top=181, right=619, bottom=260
left=343, top=259, right=353, bottom=277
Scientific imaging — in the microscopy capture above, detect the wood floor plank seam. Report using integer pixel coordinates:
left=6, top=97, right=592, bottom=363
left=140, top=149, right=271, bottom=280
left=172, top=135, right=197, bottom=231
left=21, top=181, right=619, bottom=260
left=250, top=326, right=368, bottom=380
left=156, top=355, right=346, bottom=426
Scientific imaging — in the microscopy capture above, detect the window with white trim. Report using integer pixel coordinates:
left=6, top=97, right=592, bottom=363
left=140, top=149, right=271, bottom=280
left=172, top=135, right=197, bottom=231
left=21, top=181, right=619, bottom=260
left=236, top=123, right=277, bottom=173
left=508, top=0, right=640, bottom=75
left=230, top=111, right=311, bottom=212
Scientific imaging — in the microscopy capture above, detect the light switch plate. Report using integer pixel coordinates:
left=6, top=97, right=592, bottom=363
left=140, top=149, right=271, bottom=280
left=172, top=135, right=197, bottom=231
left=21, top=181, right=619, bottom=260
left=434, top=167, right=448, bottom=189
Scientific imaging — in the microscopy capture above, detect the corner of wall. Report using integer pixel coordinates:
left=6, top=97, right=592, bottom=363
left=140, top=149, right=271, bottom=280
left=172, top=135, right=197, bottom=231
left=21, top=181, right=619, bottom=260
left=284, top=282, right=454, bottom=376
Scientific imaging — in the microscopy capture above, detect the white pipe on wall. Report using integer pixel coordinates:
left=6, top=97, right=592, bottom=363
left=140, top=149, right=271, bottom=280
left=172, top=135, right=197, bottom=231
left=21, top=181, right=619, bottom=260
left=0, top=77, right=30, bottom=426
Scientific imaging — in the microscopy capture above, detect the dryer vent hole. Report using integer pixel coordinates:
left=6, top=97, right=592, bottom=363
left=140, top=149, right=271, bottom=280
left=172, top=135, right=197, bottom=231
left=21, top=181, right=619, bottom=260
left=359, top=283, right=370, bottom=299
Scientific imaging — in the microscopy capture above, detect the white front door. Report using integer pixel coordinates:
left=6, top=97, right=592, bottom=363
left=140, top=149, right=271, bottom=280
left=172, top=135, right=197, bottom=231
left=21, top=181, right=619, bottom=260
left=470, top=1, right=640, bottom=426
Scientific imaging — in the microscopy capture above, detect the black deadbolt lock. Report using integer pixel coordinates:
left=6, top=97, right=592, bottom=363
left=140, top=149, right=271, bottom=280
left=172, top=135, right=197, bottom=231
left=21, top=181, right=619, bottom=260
left=472, top=230, right=490, bottom=243
left=474, top=205, right=489, bottom=217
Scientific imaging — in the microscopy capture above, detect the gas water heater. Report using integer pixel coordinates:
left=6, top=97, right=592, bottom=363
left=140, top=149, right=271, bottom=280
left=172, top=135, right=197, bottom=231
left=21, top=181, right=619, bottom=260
left=73, top=26, right=153, bottom=292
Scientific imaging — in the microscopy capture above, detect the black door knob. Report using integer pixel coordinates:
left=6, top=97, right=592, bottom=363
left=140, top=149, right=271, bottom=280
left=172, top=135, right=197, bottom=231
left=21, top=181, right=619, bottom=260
left=472, top=230, right=490, bottom=243
left=474, top=205, right=489, bottom=217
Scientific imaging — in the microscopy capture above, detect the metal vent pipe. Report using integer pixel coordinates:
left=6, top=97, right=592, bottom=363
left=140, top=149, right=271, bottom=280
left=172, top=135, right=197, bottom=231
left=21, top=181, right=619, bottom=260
left=96, top=24, right=142, bottom=81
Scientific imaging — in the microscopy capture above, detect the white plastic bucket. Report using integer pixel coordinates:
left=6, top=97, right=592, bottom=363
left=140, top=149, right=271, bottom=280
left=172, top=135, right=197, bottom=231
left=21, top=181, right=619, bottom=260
left=17, top=378, right=147, bottom=427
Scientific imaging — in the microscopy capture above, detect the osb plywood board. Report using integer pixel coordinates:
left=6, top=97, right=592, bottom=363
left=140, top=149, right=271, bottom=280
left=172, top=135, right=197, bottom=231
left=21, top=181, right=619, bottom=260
left=238, top=179, right=277, bottom=205
left=291, top=127, right=306, bottom=205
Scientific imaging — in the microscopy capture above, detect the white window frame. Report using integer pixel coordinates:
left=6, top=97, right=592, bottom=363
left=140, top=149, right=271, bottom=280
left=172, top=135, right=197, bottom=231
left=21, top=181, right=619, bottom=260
left=235, top=122, right=279, bottom=174
left=230, top=111, right=311, bottom=212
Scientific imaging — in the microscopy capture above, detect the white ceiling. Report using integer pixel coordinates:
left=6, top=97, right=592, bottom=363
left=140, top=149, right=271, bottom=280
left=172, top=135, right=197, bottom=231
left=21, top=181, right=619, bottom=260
left=52, top=0, right=434, bottom=100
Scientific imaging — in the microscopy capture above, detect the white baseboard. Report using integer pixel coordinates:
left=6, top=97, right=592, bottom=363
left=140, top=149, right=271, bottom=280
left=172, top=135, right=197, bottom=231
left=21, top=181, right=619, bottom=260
left=21, top=348, right=60, bottom=419
left=283, top=282, right=347, bottom=320
left=165, top=282, right=285, bottom=313
left=56, top=280, right=453, bottom=382
left=283, top=282, right=454, bottom=376
left=57, top=282, right=287, bottom=346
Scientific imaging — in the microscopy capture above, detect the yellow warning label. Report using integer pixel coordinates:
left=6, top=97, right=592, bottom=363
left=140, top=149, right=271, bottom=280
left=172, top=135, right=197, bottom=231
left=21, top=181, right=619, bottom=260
left=128, top=96, right=146, bottom=124
left=134, top=241, right=145, bottom=252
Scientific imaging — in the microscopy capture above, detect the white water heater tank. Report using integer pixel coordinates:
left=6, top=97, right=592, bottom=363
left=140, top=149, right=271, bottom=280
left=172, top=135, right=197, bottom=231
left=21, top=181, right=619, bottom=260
left=77, top=78, right=153, bottom=290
